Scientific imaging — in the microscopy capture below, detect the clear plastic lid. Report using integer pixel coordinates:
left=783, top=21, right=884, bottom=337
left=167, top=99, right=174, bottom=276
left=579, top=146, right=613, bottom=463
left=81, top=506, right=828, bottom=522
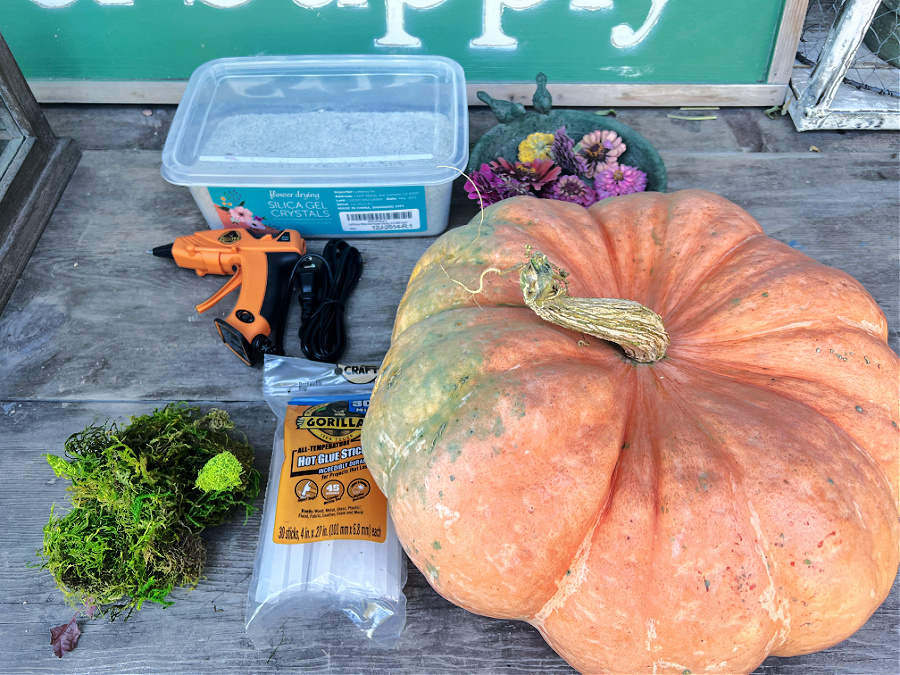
left=162, top=55, right=468, bottom=188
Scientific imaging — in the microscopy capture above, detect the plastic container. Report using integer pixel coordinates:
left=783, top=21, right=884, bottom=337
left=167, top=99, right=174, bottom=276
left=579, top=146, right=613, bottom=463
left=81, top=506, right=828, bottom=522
left=162, top=55, right=468, bottom=238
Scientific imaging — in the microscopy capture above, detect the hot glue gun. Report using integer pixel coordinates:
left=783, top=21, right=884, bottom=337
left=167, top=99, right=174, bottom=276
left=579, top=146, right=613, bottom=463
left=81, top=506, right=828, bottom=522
left=152, top=228, right=307, bottom=366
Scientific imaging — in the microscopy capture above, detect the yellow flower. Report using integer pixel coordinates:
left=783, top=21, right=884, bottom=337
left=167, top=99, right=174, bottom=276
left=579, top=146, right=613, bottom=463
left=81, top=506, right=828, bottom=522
left=518, top=132, right=555, bottom=162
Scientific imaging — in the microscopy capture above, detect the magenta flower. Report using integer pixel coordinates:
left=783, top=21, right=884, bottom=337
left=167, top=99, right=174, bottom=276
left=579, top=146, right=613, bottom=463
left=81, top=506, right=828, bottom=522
left=546, top=175, right=596, bottom=206
left=594, top=164, right=648, bottom=200
left=465, top=163, right=525, bottom=206
left=577, top=130, right=625, bottom=178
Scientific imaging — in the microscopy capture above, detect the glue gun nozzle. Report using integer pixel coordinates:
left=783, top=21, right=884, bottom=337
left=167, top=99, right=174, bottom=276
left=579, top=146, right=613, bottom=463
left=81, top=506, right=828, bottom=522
left=151, top=243, right=174, bottom=259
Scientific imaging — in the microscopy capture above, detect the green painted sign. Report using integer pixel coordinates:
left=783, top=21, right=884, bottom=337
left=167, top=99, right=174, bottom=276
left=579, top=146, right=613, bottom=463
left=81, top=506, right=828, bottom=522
left=2, top=0, right=789, bottom=85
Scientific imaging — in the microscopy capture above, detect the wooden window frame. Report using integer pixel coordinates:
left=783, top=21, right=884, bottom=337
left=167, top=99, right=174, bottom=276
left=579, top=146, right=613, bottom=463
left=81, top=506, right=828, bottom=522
left=0, top=31, right=80, bottom=314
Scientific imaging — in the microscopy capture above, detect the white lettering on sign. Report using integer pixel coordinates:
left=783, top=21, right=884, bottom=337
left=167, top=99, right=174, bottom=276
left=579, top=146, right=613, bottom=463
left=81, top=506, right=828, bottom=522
left=611, top=0, right=669, bottom=48
left=31, top=0, right=133, bottom=6
left=569, top=0, right=612, bottom=9
left=569, top=0, right=612, bottom=11
left=377, top=0, right=447, bottom=48
left=470, top=0, right=545, bottom=49
left=183, top=0, right=251, bottom=6
left=29, top=0, right=668, bottom=50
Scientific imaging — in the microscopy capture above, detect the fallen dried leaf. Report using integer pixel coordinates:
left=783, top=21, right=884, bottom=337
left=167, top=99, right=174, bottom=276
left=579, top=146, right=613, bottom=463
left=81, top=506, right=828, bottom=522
left=50, top=613, right=81, bottom=658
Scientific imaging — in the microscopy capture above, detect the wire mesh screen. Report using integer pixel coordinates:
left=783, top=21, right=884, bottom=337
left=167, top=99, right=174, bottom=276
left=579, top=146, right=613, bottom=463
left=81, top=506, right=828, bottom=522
left=798, top=0, right=899, bottom=98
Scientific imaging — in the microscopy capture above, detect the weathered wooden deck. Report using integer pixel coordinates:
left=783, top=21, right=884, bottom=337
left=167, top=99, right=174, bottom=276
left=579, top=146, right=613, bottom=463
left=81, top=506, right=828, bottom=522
left=1, top=104, right=897, bottom=674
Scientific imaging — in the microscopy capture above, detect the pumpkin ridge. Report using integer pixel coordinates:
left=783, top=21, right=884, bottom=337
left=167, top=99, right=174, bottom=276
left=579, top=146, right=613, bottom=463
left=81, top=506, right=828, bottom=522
left=491, top=198, right=621, bottom=300
left=661, top=351, right=899, bottom=508
left=651, top=371, right=794, bottom=651
left=587, top=194, right=628, bottom=301
left=674, top=321, right=876, bottom=344
left=663, top=244, right=888, bottom=341
left=533, top=368, right=641, bottom=626
left=535, top=371, right=792, bottom=674
left=670, top=364, right=898, bottom=655
left=531, top=506, right=599, bottom=625
left=657, top=232, right=768, bottom=329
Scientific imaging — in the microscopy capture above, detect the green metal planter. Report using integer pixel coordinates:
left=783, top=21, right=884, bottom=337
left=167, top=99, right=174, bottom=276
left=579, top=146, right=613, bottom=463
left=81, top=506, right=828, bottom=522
left=469, top=74, right=668, bottom=193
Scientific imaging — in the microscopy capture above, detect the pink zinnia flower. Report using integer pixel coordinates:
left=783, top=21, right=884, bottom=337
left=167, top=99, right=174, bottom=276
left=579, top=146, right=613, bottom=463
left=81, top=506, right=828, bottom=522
left=577, top=130, right=625, bottom=178
left=490, top=157, right=562, bottom=192
left=514, top=159, right=562, bottom=190
left=229, top=206, right=254, bottom=225
left=594, top=164, right=648, bottom=200
left=546, top=175, right=595, bottom=206
left=487, top=158, right=535, bottom=197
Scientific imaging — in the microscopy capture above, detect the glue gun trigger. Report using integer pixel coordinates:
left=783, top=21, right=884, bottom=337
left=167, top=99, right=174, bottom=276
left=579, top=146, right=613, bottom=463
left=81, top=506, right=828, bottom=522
left=196, top=268, right=243, bottom=313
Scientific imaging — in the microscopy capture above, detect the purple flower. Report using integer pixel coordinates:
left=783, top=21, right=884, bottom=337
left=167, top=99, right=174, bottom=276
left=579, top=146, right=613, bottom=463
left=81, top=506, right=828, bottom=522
left=550, top=126, right=587, bottom=176
left=594, top=164, right=648, bottom=200
left=577, top=130, right=626, bottom=178
left=546, top=175, right=596, bottom=206
left=464, top=163, right=526, bottom=206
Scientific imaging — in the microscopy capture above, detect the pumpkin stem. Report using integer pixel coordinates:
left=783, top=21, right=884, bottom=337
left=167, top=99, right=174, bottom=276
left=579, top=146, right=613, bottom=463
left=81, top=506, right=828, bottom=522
left=519, top=252, right=669, bottom=363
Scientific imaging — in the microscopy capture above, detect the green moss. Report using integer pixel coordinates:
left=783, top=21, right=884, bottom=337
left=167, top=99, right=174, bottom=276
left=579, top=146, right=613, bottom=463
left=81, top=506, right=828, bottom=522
left=37, top=404, right=260, bottom=618
left=195, top=451, right=244, bottom=493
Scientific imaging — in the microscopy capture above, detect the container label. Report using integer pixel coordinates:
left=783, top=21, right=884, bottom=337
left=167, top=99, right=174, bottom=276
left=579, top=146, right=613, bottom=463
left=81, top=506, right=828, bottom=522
left=340, top=208, right=420, bottom=232
left=273, top=396, right=387, bottom=544
left=207, top=186, right=427, bottom=235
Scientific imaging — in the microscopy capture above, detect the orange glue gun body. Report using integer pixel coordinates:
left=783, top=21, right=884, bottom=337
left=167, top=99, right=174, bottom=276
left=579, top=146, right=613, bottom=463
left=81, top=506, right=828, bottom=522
left=154, top=228, right=306, bottom=365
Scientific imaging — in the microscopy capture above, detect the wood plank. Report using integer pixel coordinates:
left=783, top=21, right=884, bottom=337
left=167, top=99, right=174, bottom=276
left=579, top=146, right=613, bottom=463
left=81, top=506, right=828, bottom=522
left=0, top=135, right=81, bottom=315
left=768, top=0, right=812, bottom=85
left=1, top=400, right=897, bottom=674
left=28, top=80, right=790, bottom=108
left=0, top=33, right=54, bottom=142
left=0, top=31, right=81, bottom=315
left=0, top=145, right=895, bottom=403
left=40, top=104, right=897, bottom=157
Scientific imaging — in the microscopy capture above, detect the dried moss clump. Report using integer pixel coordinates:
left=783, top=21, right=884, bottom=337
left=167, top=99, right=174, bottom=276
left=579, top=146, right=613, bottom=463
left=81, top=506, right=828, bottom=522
left=39, top=404, right=260, bottom=618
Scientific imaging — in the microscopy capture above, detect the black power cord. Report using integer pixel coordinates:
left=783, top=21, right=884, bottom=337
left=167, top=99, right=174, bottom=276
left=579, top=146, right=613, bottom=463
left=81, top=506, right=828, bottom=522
left=295, top=239, right=362, bottom=363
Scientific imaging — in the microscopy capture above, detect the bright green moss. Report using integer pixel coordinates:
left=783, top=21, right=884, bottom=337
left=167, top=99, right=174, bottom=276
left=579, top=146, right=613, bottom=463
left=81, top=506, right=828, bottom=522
left=38, top=404, right=260, bottom=618
left=195, top=451, right=244, bottom=493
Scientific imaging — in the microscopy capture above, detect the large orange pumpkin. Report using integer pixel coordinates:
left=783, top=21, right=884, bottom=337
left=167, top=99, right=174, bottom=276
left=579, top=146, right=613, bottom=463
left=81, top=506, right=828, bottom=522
left=362, top=190, right=899, bottom=675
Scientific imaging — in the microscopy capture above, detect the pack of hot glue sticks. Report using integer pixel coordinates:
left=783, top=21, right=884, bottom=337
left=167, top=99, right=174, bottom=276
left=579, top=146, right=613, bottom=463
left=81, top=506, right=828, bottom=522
left=245, top=355, right=406, bottom=647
